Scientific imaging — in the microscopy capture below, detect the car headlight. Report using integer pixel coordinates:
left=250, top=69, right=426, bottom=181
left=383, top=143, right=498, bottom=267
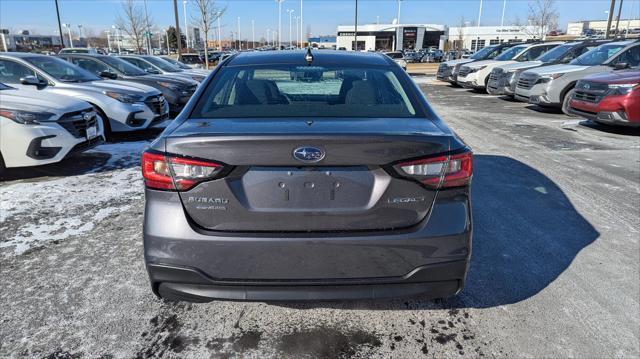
left=104, top=91, right=145, bottom=103
left=538, top=73, right=565, bottom=83
left=469, top=66, right=487, bottom=73
left=157, top=81, right=179, bottom=90
left=607, top=83, right=636, bottom=96
left=0, top=109, right=55, bottom=124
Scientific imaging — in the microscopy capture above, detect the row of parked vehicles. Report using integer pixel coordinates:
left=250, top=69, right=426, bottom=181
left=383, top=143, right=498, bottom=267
left=0, top=51, right=211, bottom=172
left=437, top=39, right=639, bottom=127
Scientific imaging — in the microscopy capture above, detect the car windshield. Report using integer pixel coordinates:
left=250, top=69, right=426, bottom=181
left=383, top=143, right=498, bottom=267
left=570, top=43, right=627, bottom=66
left=99, top=56, right=147, bottom=76
left=25, top=56, right=100, bottom=82
left=536, top=44, right=575, bottom=63
left=470, top=46, right=497, bottom=60
left=142, top=56, right=182, bottom=72
left=191, top=65, right=418, bottom=119
left=163, top=57, right=191, bottom=69
left=495, top=45, right=527, bottom=61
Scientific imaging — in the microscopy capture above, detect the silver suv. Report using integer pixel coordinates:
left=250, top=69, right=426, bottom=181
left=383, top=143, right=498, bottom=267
left=514, top=40, right=639, bottom=112
left=0, top=53, right=169, bottom=138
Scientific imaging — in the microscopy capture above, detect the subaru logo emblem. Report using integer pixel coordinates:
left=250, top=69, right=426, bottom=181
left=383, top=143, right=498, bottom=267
left=583, top=83, right=590, bottom=90
left=293, top=146, right=324, bottom=163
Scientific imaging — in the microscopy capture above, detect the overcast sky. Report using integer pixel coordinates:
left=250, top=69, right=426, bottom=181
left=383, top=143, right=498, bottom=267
left=1, top=0, right=638, bottom=39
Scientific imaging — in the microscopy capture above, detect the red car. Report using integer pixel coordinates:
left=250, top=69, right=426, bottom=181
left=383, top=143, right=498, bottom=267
left=568, top=70, right=640, bottom=127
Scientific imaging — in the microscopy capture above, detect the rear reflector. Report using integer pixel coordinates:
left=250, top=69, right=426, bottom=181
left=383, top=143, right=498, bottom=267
left=142, top=151, right=223, bottom=191
left=398, top=151, right=472, bottom=189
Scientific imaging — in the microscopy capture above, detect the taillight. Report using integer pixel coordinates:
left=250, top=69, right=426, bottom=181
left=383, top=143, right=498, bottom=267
left=397, top=151, right=473, bottom=189
left=142, top=151, right=223, bottom=191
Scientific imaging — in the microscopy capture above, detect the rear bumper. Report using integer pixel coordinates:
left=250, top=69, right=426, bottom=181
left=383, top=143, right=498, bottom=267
left=143, top=189, right=472, bottom=302
left=568, top=106, right=640, bottom=127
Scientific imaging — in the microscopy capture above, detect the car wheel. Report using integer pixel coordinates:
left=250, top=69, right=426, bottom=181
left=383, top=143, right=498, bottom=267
left=562, top=88, right=577, bottom=117
left=0, top=152, right=6, bottom=177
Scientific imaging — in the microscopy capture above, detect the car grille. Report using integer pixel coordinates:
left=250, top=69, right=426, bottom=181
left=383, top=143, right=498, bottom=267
left=58, top=108, right=98, bottom=139
left=573, top=81, right=608, bottom=103
left=437, top=64, right=451, bottom=78
left=458, top=66, right=472, bottom=78
left=144, top=95, right=167, bottom=115
left=517, top=73, right=538, bottom=90
left=488, top=68, right=503, bottom=84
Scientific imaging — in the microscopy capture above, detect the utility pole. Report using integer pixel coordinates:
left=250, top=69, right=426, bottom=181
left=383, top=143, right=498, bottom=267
left=501, top=0, right=506, bottom=27
left=237, top=17, right=241, bottom=50
left=615, top=0, right=624, bottom=36
left=287, top=9, right=294, bottom=47
left=354, top=0, right=358, bottom=51
left=605, top=0, right=616, bottom=39
left=183, top=0, right=190, bottom=49
left=55, top=0, right=65, bottom=48
left=252, top=19, right=255, bottom=48
left=173, top=0, right=183, bottom=59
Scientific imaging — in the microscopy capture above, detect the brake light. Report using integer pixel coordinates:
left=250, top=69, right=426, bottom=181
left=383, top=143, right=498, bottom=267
left=142, top=151, right=223, bottom=191
left=397, top=151, right=473, bottom=189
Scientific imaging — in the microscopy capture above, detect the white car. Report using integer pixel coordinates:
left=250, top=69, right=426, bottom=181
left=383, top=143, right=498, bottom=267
left=0, top=83, right=104, bottom=171
left=117, top=55, right=207, bottom=82
left=457, top=42, right=563, bottom=90
left=385, top=52, right=407, bottom=70
left=0, top=53, right=169, bottom=138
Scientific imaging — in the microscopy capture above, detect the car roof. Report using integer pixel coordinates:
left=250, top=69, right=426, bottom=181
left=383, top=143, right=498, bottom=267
left=226, top=50, right=392, bottom=67
left=0, top=52, right=46, bottom=58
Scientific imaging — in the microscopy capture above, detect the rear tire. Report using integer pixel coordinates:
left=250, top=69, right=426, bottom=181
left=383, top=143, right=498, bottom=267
left=562, top=88, right=577, bottom=117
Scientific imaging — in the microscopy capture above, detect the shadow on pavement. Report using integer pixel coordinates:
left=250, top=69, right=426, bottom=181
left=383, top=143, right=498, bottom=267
left=578, top=119, right=640, bottom=136
left=276, top=154, right=599, bottom=310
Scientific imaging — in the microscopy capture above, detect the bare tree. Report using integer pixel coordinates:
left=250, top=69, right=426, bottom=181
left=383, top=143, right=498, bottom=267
left=526, top=0, right=558, bottom=40
left=115, top=0, right=146, bottom=54
left=457, top=16, right=466, bottom=58
left=191, top=0, right=225, bottom=69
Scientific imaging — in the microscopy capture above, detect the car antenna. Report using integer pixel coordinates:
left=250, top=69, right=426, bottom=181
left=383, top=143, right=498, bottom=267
left=305, top=47, right=314, bottom=65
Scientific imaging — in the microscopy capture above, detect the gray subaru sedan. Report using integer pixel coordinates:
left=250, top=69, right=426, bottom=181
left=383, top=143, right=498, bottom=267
left=142, top=50, right=473, bottom=302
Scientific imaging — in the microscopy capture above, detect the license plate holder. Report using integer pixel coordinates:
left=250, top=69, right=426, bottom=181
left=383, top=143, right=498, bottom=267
left=86, top=125, right=97, bottom=140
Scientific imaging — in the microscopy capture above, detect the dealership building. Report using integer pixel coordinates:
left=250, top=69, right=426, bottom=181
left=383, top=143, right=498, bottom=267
left=336, top=24, right=541, bottom=52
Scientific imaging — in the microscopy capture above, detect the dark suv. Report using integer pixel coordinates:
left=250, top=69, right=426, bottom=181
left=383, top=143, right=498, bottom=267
left=142, top=50, right=473, bottom=302
left=57, top=54, right=198, bottom=117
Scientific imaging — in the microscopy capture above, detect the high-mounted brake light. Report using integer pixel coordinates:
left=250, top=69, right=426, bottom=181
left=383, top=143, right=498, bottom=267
left=397, top=151, right=473, bottom=189
left=142, top=151, right=223, bottom=191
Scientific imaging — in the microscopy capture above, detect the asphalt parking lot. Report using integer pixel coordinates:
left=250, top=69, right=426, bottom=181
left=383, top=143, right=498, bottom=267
left=1, top=76, right=639, bottom=358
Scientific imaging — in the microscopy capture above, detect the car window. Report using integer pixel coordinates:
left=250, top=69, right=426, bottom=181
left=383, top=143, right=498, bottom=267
left=609, top=45, right=640, bottom=67
left=0, top=59, right=37, bottom=84
left=142, top=56, right=181, bottom=72
left=570, top=43, right=627, bottom=66
left=495, top=45, right=527, bottom=61
left=99, top=56, right=147, bottom=76
left=517, top=46, right=550, bottom=61
left=470, top=45, right=497, bottom=60
left=25, top=56, right=100, bottom=82
left=536, top=44, right=574, bottom=63
left=122, top=57, right=153, bottom=71
left=191, top=65, right=418, bottom=119
left=71, top=58, right=109, bottom=75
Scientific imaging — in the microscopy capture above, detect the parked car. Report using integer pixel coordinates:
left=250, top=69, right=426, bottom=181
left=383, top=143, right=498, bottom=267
left=567, top=70, right=639, bottom=126
left=117, top=55, right=206, bottom=83
left=57, top=53, right=198, bottom=117
left=422, top=49, right=444, bottom=63
left=0, top=53, right=169, bottom=138
left=141, top=50, right=473, bottom=302
left=0, top=83, right=103, bottom=172
left=384, top=51, right=407, bottom=70
left=487, top=40, right=612, bottom=97
left=457, top=42, right=562, bottom=90
left=514, top=40, right=639, bottom=112
left=161, top=56, right=211, bottom=74
left=58, top=47, right=102, bottom=55
left=437, top=43, right=523, bottom=84
left=175, top=53, right=205, bottom=69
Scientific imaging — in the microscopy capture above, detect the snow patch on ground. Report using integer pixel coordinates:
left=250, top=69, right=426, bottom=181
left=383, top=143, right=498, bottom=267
left=0, top=141, right=148, bottom=256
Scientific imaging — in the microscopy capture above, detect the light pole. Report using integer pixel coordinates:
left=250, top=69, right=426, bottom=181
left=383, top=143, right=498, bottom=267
left=216, top=12, right=222, bottom=51
left=300, top=0, right=304, bottom=48
left=476, top=0, right=483, bottom=52
left=237, top=17, right=241, bottom=50
left=63, top=23, right=74, bottom=48
left=252, top=19, right=255, bottom=48
left=501, top=0, right=507, bottom=27
left=295, top=16, right=300, bottom=48
left=54, top=0, right=65, bottom=48
left=276, top=0, right=284, bottom=50
left=267, top=29, right=271, bottom=47
left=354, top=0, right=358, bottom=51
left=112, top=25, right=121, bottom=54
left=105, top=30, right=111, bottom=52
left=183, top=0, right=190, bottom=49
left=165, top=28, right=170, bottom=53
left=397, top=0, right=402, bottom=24
left=287, top=9, right=294, bottom=47
left=376, top=16, right=379, bottom=25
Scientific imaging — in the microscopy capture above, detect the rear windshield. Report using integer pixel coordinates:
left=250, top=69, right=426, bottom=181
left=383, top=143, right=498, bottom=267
left=495, top=45, right=527, bottom=61
left=142, top=56, right=181, bottom=72
left=536, top=44, right=575, bottom=63
left=470, top=45, right=497, bottom=59
left=191, top=65, right=417, bottom=118
left=99, top=56, right=147, bottom=76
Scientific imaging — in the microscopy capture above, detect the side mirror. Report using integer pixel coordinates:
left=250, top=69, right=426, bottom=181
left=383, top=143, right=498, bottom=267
left=20, top=75, right=47, bottom=88
left=613, top=62, right=629, bottom=70
left=145, top=68, right=161, bottom=74
left=98, top=70, right=118, bottom=79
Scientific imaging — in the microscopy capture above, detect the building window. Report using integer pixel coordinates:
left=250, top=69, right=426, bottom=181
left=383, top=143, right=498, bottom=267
left=489, top=39, right=501, bottom=45
left=470, top=39, right=486, bottom=50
